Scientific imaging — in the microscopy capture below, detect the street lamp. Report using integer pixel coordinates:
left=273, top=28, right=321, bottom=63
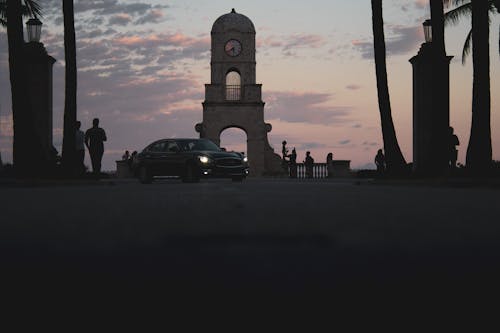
left=26, top=18, right=42, bottom=43
left=423, top=19, right=432, bottom=43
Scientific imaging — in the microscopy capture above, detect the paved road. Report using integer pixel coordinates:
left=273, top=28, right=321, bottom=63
left=1, top=178, right=499, bottom=318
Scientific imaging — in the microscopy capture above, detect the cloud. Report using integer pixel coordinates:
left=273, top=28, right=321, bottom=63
left=297, top=142, right=328, bottom=150
left=264, top=91, right=353, bottom=125
left=353, top=25, right=423, bottom=59
left=346, top=84, right=361, bottom=91
left=134, top=9, right=165, bottom=25
left=41, top=1, right=170, bottom=29
left=339, top=140, right=351, bottom=145
left=258, top=33, right=326, bottom=57
left=109, top=14, right=133, bottom=26
left=112, top=33, right=210, bottom=60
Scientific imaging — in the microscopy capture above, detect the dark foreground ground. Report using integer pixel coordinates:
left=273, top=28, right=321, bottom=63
left=1, top=177, right=499, bottom=325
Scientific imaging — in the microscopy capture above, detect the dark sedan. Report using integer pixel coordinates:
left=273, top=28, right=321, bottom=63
left=132, top=138, right=249, bottom=183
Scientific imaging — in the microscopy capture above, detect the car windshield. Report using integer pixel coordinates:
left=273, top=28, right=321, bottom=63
left=179, top=139, right=221, bottom=152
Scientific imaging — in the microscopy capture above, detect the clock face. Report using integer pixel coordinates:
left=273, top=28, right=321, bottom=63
left=225, top=39, right=242, bottom=57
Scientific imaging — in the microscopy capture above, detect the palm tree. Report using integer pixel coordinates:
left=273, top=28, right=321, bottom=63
left=5, top=0, right=42, bottom=176
left=443, top=0, right=494, bottom=171
left=371, top=0, right=407, bottom=174
left=61, top=0, right=77, bottom=175
left=444, top=0, right=499, bottom=64
left=466, top=0, right=492, bottom=171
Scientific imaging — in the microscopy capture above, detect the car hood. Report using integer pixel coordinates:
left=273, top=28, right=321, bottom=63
left=196, top=151, right=241, bottom=159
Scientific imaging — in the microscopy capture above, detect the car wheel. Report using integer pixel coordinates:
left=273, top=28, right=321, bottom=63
left=138, top=166, right=153, bottom=184
left=232, top=175, right=244, bottom=182
left=182, top=163, right=200, bottom=183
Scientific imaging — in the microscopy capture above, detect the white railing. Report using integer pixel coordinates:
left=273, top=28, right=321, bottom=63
left=226, top=85, right=241, bottom=101
left=287, top=161, right=351, bottom=179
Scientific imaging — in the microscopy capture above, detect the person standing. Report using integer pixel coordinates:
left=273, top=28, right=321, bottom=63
left=326, top=152, right=333, bottom=178
left=304, top=151, right=314, bottom=179
left=85, top=118, right=107, bottom=176
left=75, top=121, right=85, bottom=175
left=281, top=140, right=289, bottom=160
left=375, top=149, right=386, bottom=175
left=281, top=140, right=289, bottom=173
left=448, top=126, right=459, bottom=169
left=289, top=148, right=297, bottom=179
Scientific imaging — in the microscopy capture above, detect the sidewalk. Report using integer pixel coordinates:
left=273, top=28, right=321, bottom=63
left=367, top=176, right=500, bottom=188
left=0, top=173, right=138, bottom=188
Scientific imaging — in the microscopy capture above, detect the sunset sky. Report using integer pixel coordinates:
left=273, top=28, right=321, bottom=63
left=0, top=0, right=499, bottom=170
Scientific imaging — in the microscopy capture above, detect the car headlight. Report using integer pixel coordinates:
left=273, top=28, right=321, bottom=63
left=198, top=156, right=211, bottom=164
left=243, top=157, right=248, bottom=163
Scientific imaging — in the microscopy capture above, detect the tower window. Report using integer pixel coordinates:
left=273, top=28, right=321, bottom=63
left=226, top=71, right=241, bottom=101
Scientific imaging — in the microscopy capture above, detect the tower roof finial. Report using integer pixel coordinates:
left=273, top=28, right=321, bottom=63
left=231, top=8, right=236, bottom=13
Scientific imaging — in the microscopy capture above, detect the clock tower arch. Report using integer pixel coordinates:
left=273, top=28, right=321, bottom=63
left=196, top=8, right=282, bottom=176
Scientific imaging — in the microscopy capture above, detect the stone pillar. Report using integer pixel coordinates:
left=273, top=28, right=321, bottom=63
left=409, top=43, right=453, bottom=176
left=24, top=42, right=56, bottom=167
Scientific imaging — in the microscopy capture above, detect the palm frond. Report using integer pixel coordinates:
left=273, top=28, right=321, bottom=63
left=0, top=0, right=5, bottom=23
left=444, top=3, right=472, bottom=26
left=451, top=0, right=471, bottom=6
left=0, top=0, right=42, bottom=27
left=461, top=28, right=472, bottom=64
left=23, top=0, right=42, bottom=19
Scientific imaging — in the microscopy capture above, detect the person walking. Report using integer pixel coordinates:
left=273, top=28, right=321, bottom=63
left=85, top=118, right=107, bottom=176
left=75, top=121, right=85, bottom=175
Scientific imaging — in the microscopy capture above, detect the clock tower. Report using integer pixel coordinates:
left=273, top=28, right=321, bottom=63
left=196, top=9, right=282, bottom=176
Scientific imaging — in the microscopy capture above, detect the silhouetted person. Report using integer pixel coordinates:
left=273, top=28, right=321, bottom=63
left=122, top=150, right=130, bottom=161
left=281, top=140, right=289, bottom=171
left=375, top=149, right=386, bottom=175
left=85, top=118, right=107, bottom=176
left=75, top=121, right=85, bottom=175
left=289, top=148, right=297, bottom=178
left=448, top=126, right=459, bottom=169
left=282, top=140, right=289, bottom=160
left=326, top=152, right=333, bottom=178
left=304, top=151, right=314, bottom=178
left=130, top=151, right=138, bottom=168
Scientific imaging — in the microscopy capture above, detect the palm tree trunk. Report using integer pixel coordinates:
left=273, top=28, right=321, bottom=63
left=466, top=0, right=492, bottom=172
left=61, top=0, right=77, bottom=174
left=371, top=0, right=406, bottom=173
left=7, top=0, right=32, bottom=176
left=430, top=0, right=446, bottom=55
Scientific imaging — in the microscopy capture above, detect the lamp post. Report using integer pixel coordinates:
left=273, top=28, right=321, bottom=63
left=26, top=18, right=42, bottom=43
left=409, top=19, right=453, bottom=176
left=423, top=19, right=432, bottom=43
left=23, top=18, right=57, bottom=173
